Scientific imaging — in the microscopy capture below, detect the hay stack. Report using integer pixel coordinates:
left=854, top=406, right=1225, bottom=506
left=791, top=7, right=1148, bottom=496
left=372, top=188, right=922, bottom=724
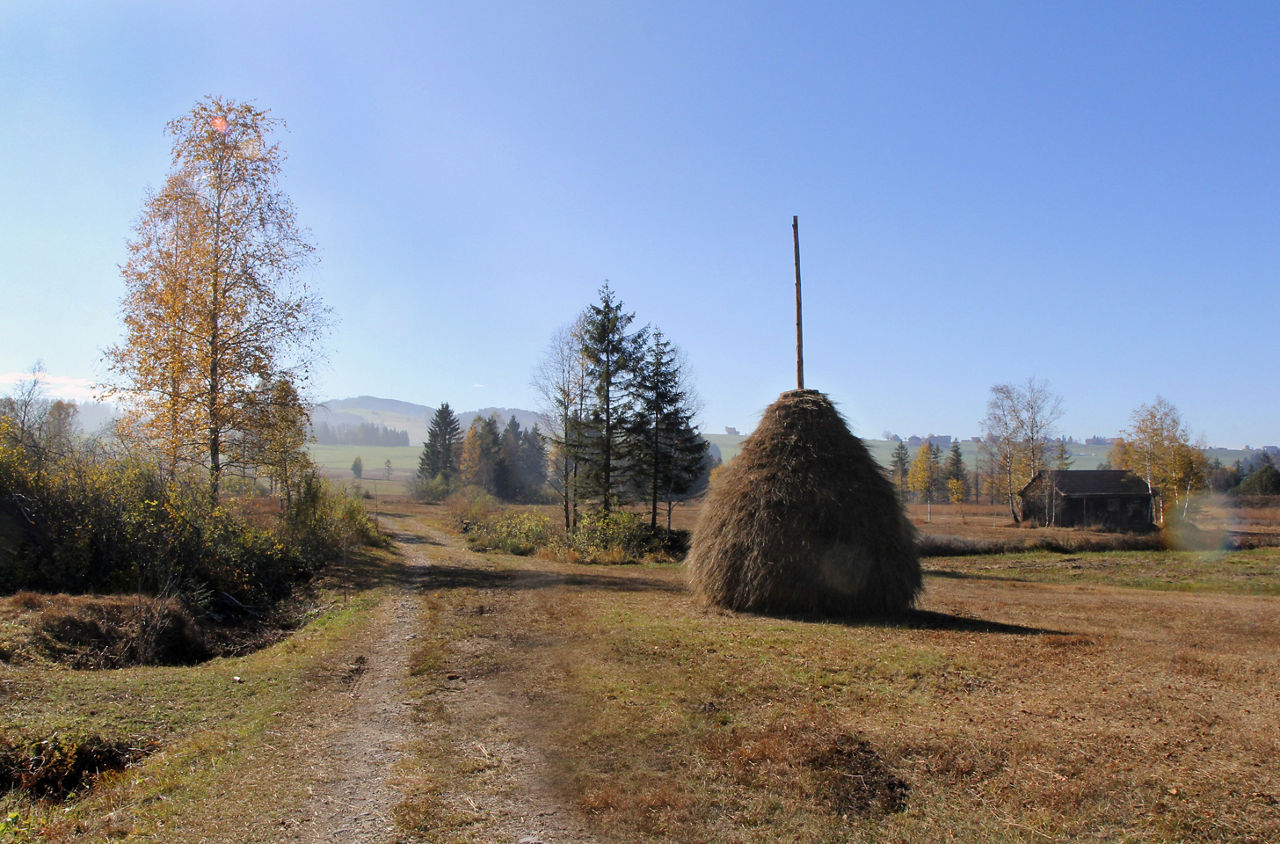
left=688, top=389, right=920, bottom=616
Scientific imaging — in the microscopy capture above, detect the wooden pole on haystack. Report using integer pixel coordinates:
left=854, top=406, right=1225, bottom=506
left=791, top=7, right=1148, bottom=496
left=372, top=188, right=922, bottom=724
left=793, top=215, right=804, bottom=390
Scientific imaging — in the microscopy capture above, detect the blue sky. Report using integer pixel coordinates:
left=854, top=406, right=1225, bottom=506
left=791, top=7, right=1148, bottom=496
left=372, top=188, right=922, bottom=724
left=2, top=1, right=1276, bottom=447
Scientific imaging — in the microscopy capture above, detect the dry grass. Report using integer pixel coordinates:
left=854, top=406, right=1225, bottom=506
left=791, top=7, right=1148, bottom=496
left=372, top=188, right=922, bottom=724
left=666, top=496, right=1280, bottom=555
left=925, top=547, right=1280, bottom=596
left=401, top=515, right=1280, bottom=842
left=0, top=592, right=211, bottom=669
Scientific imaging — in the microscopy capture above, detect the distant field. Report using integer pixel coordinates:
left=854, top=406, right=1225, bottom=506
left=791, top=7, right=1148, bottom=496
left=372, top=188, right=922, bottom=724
left=308, top=444, right=420, bottom=495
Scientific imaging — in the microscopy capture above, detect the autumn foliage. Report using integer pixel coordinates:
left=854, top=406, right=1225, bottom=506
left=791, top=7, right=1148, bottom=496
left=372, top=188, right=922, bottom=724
left=0, top=408, right=377, bottom=606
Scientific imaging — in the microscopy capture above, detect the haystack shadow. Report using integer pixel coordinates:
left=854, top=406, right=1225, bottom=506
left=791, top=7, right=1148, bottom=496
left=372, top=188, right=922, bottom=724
left=765, top=606, right=1065, bottom=636
left=418, top=561, right=684, bottom=595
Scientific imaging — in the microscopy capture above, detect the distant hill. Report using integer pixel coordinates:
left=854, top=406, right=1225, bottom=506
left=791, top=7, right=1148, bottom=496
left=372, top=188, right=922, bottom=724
left=313, top=397, right=544, bottom=444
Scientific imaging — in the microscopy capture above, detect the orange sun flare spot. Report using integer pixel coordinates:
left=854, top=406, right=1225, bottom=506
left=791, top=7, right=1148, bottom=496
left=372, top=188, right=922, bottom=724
left=210, top=116, right=229, bottom=133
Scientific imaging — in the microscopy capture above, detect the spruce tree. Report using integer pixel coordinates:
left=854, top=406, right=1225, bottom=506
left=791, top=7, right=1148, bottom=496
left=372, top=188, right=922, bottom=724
left=945, top=440, right=968, bottom=504
left=1053, top=438, right=1074, bottom=470
left=890, top=441, right=910, bottom=498
left=495, top=416, right=524, bottom=501
left=518, top=425, right=549, bottom=500
left=628, top=329, right=708, bottom=529
left=579, top=282, right=646, bottom=511
left=419, top=402, right=463, bottom=483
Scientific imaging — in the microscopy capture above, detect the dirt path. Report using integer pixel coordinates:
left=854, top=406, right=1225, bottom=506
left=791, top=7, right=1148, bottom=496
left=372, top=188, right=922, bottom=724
left=283, top=511, right=592, bottom=843
left=277, top=515, right=430, bottom=842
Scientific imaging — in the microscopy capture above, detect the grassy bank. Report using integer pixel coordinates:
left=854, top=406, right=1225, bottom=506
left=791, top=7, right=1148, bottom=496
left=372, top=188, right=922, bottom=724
left=0, top=550, right=396, bottom=841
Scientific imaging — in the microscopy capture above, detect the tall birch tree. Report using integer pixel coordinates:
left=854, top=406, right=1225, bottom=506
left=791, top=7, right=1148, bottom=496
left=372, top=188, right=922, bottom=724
left=105, top=97, right=326, bottom=503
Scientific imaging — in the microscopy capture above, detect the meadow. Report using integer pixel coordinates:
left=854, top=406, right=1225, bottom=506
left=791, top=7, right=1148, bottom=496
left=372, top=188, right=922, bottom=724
left=3, top=496, right=1278, bottom=841
left=308, top=443, right=422, bottom=495
left=395, top=504, right=1280, bottom=842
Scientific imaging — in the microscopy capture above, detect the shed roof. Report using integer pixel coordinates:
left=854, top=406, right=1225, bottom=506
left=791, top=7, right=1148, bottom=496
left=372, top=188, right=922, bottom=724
left=1020, top=469, right=1152, bottom=498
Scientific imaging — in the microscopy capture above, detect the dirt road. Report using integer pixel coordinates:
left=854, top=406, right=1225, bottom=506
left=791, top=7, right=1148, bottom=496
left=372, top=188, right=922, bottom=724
left=281, top=510, right=593, bottom=843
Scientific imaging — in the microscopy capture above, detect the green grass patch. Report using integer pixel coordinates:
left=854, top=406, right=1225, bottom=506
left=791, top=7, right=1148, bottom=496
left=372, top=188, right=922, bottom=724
left=307, top=444, right=421, bottom=494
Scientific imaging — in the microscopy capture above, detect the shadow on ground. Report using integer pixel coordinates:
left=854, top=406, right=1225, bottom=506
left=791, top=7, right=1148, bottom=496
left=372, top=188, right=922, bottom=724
left=412, top=561, right=1059, bottom=634
left=319, top=548, right=426, bottom=592
left=418, top=561, right=685, bottom=595
left=385, top=530, right=446, bottom=547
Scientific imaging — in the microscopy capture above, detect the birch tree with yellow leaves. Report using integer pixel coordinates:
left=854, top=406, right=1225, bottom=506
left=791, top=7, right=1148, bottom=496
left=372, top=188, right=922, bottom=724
left=105, top=97, right=326, bottom=502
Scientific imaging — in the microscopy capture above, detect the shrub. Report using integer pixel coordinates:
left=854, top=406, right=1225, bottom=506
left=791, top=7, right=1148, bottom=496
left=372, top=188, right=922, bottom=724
left=0, top=430, right=386, bottom=609
left=570, top=510, right=663, bottom=564
left=445, top=486, right=500, bottom=530
left=465, top=511, right=552, bottom=556
left=916, top=530, right=1168, bottom=557
left=31, top=594, right=208, bottom=668
left=0, top=730, right=153, bottom=799
left=410, top=472, right=454, bottom=503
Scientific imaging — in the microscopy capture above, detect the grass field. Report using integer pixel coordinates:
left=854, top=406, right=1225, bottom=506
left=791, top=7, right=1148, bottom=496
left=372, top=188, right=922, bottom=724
left=4, top=498, right=1279, bottom=841
left=398, top=504, right=1280, bottom=841
left=308, top=444, right=421, bottom=495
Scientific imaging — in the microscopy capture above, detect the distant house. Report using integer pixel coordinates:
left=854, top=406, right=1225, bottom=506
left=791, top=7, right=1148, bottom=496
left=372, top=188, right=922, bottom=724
left=1018, top=470, right=1154, bottom=531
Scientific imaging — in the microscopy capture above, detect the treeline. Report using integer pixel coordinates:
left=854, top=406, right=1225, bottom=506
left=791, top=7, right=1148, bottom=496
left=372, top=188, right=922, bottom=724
left=414, top=284, right=713, bottom=543
left=1205, top=449, right=1280, bottom=498
left=414, top=403, right=548, bottom=503
left=903, top=379, right=1277, bottom=525
left=889, top=440, right=971, bottom=512
left=311, top=421, right=410, bottom=447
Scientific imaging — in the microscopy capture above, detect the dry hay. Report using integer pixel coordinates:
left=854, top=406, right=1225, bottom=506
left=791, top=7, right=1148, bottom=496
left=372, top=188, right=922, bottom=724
left=688, top=389, right=920, bottom=615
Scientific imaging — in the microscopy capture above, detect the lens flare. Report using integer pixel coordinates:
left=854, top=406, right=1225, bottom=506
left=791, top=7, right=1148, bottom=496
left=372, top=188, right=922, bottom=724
left=210, top=116, right=229, bottom=134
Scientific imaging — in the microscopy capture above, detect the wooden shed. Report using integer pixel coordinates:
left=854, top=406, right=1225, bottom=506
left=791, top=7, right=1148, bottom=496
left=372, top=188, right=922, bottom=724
left=1019, top=469, right=1154, bottom=531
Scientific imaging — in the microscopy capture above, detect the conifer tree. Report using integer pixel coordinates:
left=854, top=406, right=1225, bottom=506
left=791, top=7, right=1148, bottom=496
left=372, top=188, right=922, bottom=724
left=628, top=329, right=708, bottom=529
left=518, top=425, right=549, bottom=500
left=579, top=282, right=646, bottom=511
left=1053, top=438, right=1074, bottom=470
left=496, top=416, right=525, bottom=501
left=419, top=402, right=462, bottom=483
left=944, top=441, right=968, bottom=501
left=890, top=440, right=910, bottom=498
